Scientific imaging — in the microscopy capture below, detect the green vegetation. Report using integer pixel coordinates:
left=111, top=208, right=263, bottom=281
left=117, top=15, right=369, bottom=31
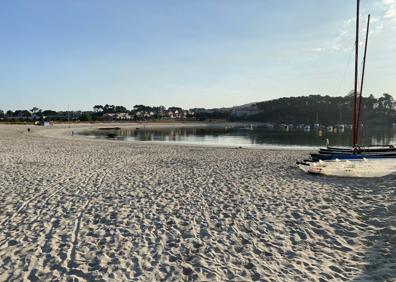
left=252, top=93, right=395, bottom=125
left=1, top=93, right=394, bottom=125
left=228, top=93, right=395, bottom=125
left=0, top=104, right=194, bottom=123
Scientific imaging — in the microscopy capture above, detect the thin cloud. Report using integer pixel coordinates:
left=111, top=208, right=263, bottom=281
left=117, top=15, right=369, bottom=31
left=381, top=0, right=396, bottom=20
left=384, top=7, right=396, bottom=19
left=317, top=0, right=396, bottom=53
left=304, top=47, right=324, bottom=54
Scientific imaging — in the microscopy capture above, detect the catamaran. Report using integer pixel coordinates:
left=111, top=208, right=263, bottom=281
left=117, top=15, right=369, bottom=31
left=298, top=0, right=396, bottom=177
left=299, top=158, right=396, bottom=177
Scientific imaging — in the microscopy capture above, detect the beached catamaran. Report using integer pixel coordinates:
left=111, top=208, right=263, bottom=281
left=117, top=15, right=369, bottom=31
left=298, top=0, right=396, bottom=177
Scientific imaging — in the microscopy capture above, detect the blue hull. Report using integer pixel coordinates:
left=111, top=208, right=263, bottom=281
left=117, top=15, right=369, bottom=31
left=311, top=152, right=396, bottom=161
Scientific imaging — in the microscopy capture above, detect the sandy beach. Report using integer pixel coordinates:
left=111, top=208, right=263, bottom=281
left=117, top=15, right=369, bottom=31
left=0, top=124, right=395, bottom=281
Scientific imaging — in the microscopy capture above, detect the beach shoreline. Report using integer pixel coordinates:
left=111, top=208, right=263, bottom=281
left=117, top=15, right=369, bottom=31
left=29, top=122, right=320, bottom=151
left=0, top=124, right=394, bottom=281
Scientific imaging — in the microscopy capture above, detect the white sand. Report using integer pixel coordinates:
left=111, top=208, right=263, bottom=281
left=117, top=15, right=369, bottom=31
left=0, top=124, right=395, bottom=281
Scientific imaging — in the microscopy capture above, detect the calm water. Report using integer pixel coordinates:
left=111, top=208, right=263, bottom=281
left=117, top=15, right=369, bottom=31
left=79, top=126, right=396, bottom=149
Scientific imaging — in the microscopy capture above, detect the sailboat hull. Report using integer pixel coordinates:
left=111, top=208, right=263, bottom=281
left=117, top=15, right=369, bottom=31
left=298, top=159, right=396, bottom=177
left=323, top=146, right=396, bottom=153
left=311, top=151, right=396, bottom=161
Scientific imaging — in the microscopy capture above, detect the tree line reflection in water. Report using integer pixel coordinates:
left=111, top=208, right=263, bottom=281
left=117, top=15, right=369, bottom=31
left=82, top=126, right=396, bottom=147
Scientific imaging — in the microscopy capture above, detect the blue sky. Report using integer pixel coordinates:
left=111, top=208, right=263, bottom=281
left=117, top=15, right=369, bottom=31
left=0, top=0, right=395, bottom=110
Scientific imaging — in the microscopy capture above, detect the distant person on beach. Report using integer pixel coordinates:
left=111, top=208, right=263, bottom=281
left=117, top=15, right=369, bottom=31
left=27, top=128, right=30, bottom=133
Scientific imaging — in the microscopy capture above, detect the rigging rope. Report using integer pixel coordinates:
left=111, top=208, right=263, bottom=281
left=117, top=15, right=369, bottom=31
left=335, top=44, right=355, bottom=96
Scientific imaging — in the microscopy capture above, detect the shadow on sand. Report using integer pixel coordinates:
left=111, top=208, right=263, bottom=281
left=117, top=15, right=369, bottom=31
left=351, top=175, right=396, bottom=281
left=289, top=167, right=396, bottom=281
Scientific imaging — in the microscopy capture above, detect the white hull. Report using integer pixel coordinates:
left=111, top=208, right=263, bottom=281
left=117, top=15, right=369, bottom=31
left=298, top=159, right=396, bottom=177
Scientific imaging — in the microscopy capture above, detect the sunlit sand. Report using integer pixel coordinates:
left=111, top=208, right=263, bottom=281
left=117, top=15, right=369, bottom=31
left=0, top=124, right=394, bottom=281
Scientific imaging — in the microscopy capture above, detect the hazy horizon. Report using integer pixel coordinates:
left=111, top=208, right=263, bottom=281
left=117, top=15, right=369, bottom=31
left=1, top=0, right=396, bottom=111
left=2, top=92, right=396, bottom=112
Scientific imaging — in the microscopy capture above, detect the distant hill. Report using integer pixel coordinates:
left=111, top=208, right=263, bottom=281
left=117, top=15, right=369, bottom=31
left=251, top=94, right=395, bottom=125
left=197, top=94, right=396, bottom=125
left=2, top=94, right=394, bottom=125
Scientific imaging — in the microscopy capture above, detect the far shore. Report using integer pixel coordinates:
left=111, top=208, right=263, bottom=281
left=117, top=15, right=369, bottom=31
left=19, top=122, right=320, bottom=151
left=28, top=121, right=254, bottom=137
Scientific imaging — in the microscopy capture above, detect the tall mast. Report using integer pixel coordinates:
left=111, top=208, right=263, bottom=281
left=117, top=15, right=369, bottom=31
left=352, top=0, right=360, bottom=147
left=356, top=14, right=370, bottom=144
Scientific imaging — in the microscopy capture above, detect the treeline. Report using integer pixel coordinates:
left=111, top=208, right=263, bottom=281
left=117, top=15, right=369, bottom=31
left=232, top=93, right=396, bottom=125
left=0, top=104, right=195, bottom=122
left=189, top=93, right=396, bottom=124
left=1, top=94, right=394, bottom=125
left=177, top=93, right=396, bottom=124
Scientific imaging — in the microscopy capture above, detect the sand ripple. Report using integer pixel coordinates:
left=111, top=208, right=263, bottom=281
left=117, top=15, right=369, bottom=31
left=0, top=124, right=395, bottom=281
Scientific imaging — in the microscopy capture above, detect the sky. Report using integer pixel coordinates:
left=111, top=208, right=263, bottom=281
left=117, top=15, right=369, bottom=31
left=0, top=0, right=395, bottom=111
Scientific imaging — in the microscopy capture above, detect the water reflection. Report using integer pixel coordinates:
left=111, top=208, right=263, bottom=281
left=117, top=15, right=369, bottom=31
left=80, top=126, right=396, bottom=148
